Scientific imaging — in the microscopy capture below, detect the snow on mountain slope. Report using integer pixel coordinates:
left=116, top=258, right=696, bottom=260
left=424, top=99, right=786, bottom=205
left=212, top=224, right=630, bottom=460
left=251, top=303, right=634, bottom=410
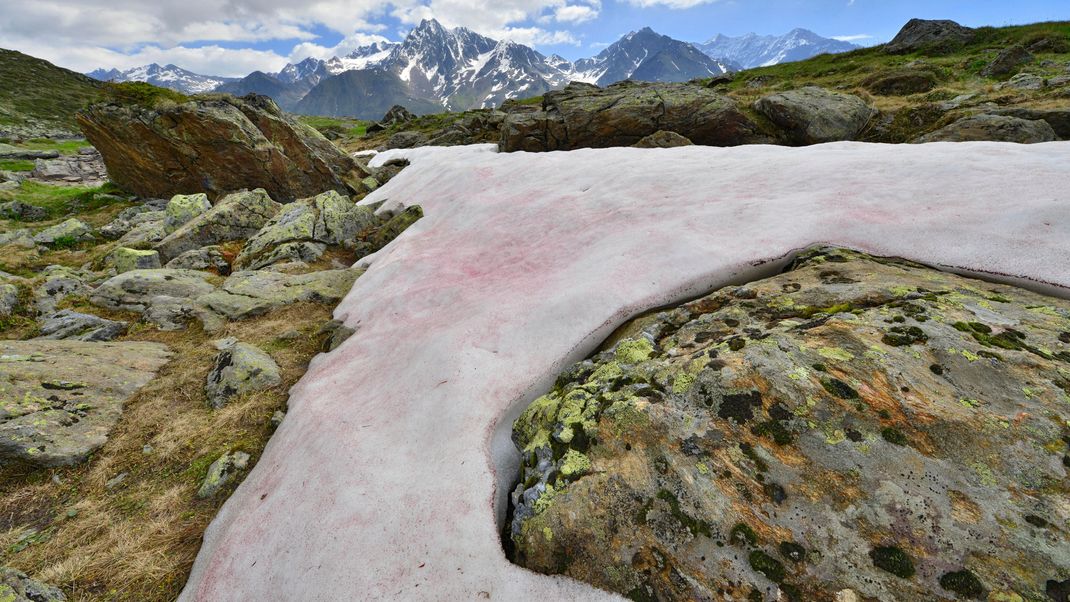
left=697, top=29, right=859, bottom=69
left=85, top=63, right=235, bottom=93
left=569, top=27, right=734, bottom=86
left=180, top=141, right=1070, bottom=601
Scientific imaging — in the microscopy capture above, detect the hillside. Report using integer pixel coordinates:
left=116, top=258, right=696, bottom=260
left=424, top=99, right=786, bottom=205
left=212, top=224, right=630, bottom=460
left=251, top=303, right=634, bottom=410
left=0, top=49, right=103, bottom=136
left=294, top=68, right=442, bottom=119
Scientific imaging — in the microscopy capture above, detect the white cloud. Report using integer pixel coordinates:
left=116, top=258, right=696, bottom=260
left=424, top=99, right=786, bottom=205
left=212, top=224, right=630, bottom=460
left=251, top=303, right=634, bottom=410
left=555, top=5, right=599, bottom=23
left=832, top=34, right=873, bottom=42
left=0, top=0, right=590, bottom=75
left=622, top=0, right=717, bottom=8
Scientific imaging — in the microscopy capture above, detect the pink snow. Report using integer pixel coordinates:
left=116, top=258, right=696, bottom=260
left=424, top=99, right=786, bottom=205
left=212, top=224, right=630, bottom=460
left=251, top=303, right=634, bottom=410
left=181, top=142, right=1070, bottom=600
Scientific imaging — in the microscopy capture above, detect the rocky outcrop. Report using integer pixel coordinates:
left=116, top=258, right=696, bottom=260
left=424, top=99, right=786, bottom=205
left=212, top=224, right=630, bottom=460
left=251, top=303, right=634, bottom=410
left=0, top=567, right=66, bottom=601
left=367, top=105, right=416, bottom=133
left=77, top=93, right=370, bottom=201
left=89, top=269, right=216, bottom=329
left=154, top=189, right=281, bottom=261
left=754, top=87, right=877, bottom=144
left=0, top=339, right=171, bottom=467
left=164, top=246, right=231, bottom=274
left=499, top=81, right=763, bottom=152
left=205, top=338, right=281, bottom=408
left=30, top=147, right=108, bottom=185
left=0, top=200, right=49, bottom=222
left=233, top=190, right=378, bottom=270
left=915, top=114, right=1057, bottom=143
left=509, top=247, right=1070, bottom=602
left=990, top=107, right=1070, bottom=139
left=884, top=19, right=976, bottom=54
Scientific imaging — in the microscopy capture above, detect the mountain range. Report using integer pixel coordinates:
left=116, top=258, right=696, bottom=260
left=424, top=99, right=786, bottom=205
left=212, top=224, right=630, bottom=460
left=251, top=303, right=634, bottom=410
left=86, top=20, right=858, bottom=119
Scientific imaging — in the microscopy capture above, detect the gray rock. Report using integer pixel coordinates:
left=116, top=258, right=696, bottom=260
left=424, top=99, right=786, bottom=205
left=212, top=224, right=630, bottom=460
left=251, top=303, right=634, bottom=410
left=998, top=72, right=1045, bottom=90
left=112, top=218, right=167, bottom=249
left=0, top=229, right=35, bottom=248
left=205, top=339, right=282, bottom=408
left=319, top=319, right=356, bottom=352
left=885, top=19, right=976, bottom=54
left=163, top=193, right=211, bottom=233
left=29, top=148, right=107, bottom=184
left=0, top=567, right=66, bottom=601
left=990, top=107, right=1070, bottom=139
left=633, top=130, right=694, bottom=148
left=34, top=267, right=91, bottom=314
left=0, top=283, right=19, bottom=317
left=914, top=114, right=1057, bottom=143
left=0, top=143, right=60, bottom=160
left=384, top=131, right=428, bottom=150
left=0, top=200, right=49, bottom=222
left=141, top=297, right=198, bottom=331
left=154, top=189, right=281, bottom=261
left=33, top=218, right=94, bottom=246
left=196, top=268, right=360, bottom=329
left=89, top=269, right=216, bottom=314
left=244, top=241, right=327, bottom=270
left=164, top=246, right=231, bottom=274
left=36, top=309, right=127, bottom=342
left=982, top=45, right=1034, bottom=77
left=754, top=87, right=878, bottom=144
left=103, top=247, right=162, bottom=273
left=197, top=450, right=250, bottom=498
left=233, top=190, right=377, bottom=269
left=0, top=339, right=172, bottom=467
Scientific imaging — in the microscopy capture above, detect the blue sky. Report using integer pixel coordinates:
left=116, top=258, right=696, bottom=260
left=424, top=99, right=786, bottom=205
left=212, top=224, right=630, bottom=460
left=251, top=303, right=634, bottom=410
left=0, top=0, right=1066, bottom=76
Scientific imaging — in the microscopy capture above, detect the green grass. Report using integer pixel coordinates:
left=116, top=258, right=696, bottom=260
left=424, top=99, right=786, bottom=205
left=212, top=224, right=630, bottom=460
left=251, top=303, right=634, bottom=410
left=102, top=81, right=189, bottom=107
left=0, top=49, right=102, bottom=130
left=16, top=138, right=90, bottom=155
left=0, top=160, right=35, bottom=172
left=0, top=181, right=127, bottom=218
left=297, top=115, right=370, bottom=138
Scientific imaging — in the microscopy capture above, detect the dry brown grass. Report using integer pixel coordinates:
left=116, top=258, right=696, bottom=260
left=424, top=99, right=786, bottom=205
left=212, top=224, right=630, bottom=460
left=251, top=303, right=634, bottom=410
left=0, top=301, right=337, bottom=600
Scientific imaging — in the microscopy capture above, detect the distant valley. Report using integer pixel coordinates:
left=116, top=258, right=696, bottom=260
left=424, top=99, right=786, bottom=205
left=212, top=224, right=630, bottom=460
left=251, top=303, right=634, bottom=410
left=86, top=19, right=858, bottom=119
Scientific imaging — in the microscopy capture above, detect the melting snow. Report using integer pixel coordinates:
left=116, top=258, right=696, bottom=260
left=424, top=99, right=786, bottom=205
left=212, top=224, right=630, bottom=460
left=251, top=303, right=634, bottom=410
left=181, top=142, right=1070, bottom=600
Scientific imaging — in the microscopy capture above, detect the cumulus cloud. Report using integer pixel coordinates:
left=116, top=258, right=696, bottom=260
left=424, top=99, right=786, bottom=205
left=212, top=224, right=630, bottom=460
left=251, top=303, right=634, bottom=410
left=622, top=0, right=718, bottom=8
left=0, top=0, right=595, bottom=74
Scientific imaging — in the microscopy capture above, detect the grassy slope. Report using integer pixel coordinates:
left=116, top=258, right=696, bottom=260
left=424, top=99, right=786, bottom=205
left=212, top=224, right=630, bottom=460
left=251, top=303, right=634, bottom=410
left=0, top=49, right=103, bottom=131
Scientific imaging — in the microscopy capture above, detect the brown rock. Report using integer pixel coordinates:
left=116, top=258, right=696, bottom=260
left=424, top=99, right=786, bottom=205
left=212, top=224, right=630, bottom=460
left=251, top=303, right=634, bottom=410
left=77, top=93, right=368, bottom=202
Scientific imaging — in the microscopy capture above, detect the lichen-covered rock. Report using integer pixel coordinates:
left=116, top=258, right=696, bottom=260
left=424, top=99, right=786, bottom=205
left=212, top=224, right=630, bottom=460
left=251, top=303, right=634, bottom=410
left=33, top=266, right=91, bottom=314
left=77, top=93, right=370, bottom=201
left=754, top=87, right=878, bottom=145
left=884, top=19, right=976, bottom=54
left=100, top=200, right=168, bottom=240
left=89, top=269, right=215, bottom=320
left=205, top=339, right=281, bottom=408
left=36, top=309, right=127, bottom=342
left=164, top=246, right=231, bottom=274
left=633, top=130, right=694, bottom=148
left=499, top=81, right=762, bottom=152
left=0, top=339, right=171, bottom=467
left=510, top=247, right=1070, bottom=602
left=164, top=193, right=211, bottom=233
left=990, top=107, right=1070, bottom=139
left=154, top=189, right=281, bottom=261
left=103, top=247, right=161, bottom=273
left=0, top=200, right=49, bottom=222
left=0, top=283, right=19, bottom=316
left=233, top=190, right=378, bottom=270
left=366, top=205, right=423, bottom=252
left=32, top=218, right=94, bottom=246
left=195, top=268, right=360, bottom=329
left=0, top=567, right=66, bottom=601
left=915, top=115, right=1057, bottom=144
left=197, top=451, right=250, bottom=499
left=0, top=229, right=36, bottom=248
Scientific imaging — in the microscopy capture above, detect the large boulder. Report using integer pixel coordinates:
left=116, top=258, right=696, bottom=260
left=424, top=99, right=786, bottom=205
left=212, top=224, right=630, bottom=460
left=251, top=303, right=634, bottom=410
left=233, top=190, right=379, bottom=270
left=0, top=339, right=172, bottom=467
left=884, top=19, right=976, bottom=54
left=915, top=114, right=1057, bottom=143
left=862, top=69, right=940, bottom=96
left=77, top=93, right=370, bottom=202
left=509, top=247, right=1070, bottom=602
left=990, top=107, right=1070, bottom=139
left=499, top=81, right=762, bottom=152
left=154, top=189, right=281, bottom=261
left=205, top=338, right=282, bottom=409
left=981, top=45, right=1034, bottom=78
left=754, top=87, right=878, bottom=144
left=89, top=269, right=216, bottom=329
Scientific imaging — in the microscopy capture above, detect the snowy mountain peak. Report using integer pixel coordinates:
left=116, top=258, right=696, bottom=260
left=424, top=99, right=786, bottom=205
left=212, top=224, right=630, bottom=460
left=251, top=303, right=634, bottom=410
left=697, top=29, right=858, bottom=69
left=85, top=63, right=235, bottom=93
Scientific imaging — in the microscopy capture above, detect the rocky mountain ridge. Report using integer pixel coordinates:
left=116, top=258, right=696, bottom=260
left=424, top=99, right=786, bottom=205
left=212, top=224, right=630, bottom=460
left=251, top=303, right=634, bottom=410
left=86, top=64, right=236, bottom=94
left=697, top=28, right=860, bottom=69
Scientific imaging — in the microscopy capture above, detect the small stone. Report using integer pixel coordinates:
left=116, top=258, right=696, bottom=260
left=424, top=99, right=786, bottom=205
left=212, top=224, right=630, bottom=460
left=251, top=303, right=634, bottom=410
left=105, top=472, right=128, bottom=490
left=271, top=411, right=286, bottom=427
left=0, top=567, right=67, bottom=601
left=197, top=451, right=251, bottom=498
